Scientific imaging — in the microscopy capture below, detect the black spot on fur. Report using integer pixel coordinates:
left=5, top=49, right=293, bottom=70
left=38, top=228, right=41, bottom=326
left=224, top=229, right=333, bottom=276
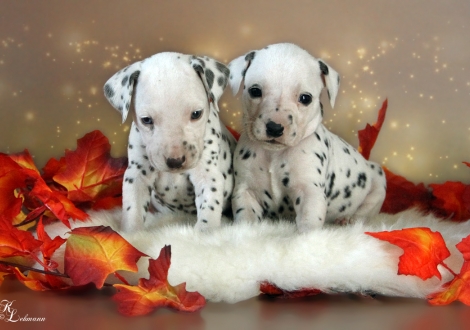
left=245, top=51, right=256, bottom=62
left=242, top=150, right=251, bottom=160
left=282, top=177, right=289, bottom=187
left=264, top=190, right=272, bottom=200
left=217, top=76, right=225, bottom=87
left=205, top=69, right=215, bottom=89
left=104, top=84, right=115, bottom=98
left=121, top=76, right=129, bottom=86
left=295, top=197, right=301, bottom=205
left=357, top=173, right=367, bottom=188
left=193, top=64, right=204, bottom=76
left=319, top=61, right=329, bottom=75
left=331, top=191, right=340, bottom=200
left=236, top=208, right=244, bottom=214
left=326, top=173, right=336, bottom=198
left=315, top=153, right=324, bottom=166
left=215, top=61, right=230, bottom=78
left=129, top=70, right=140, bottom=86
left=344, top=186, right=352, bottom=198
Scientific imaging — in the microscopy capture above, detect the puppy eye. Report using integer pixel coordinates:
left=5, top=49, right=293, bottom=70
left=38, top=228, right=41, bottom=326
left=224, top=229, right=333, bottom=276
left=248, top=86, right=262, bottom=98
left=191, top=110, right=203, bottom=120
left=298, top=93, right=312, bottom=106
left=140, top=117, right=153, bottom=125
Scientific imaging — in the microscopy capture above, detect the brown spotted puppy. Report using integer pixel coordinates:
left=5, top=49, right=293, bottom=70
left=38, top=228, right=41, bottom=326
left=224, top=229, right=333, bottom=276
left=104, top=52, right=236, bottom=232
left=228, top=43, right=386, bottom=232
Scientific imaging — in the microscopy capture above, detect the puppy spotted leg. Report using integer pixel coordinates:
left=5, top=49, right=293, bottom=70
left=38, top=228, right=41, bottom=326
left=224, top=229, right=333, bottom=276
left=191, top=170, right=225, bottom=231
left=121, top=124, right=158, bottom=232
left=232, top=185, right=264, bottom=224
left=292, top=185, right=328, bottom=232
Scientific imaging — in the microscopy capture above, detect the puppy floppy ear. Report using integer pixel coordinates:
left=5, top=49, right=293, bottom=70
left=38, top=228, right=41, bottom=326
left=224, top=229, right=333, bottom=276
left=190, top=56, right=230, bottom=112
left=318, top=60, right=340, bottom=108
left=228, top=51, right=256, bottom=95
left=103, top=61, right=142, bottom=123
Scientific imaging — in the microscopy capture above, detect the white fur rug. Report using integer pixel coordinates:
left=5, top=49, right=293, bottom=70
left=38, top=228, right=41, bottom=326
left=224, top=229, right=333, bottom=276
left=46, top=209, right=470, bottom=303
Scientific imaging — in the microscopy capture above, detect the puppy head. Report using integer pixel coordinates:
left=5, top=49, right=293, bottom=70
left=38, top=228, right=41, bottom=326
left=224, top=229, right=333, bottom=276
left=103, top=52, right=229, bottom=172
left=229, top=43, right=339, bottom=150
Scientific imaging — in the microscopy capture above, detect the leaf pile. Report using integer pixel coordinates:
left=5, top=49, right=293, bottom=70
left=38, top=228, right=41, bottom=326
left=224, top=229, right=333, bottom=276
left=357, top=99, right=470, bottom=221
left=0, top=103, right=469, bottom=314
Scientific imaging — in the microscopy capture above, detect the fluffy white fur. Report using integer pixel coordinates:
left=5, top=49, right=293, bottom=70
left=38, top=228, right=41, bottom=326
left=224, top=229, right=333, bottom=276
left=46, top=209, right=470, bottom=303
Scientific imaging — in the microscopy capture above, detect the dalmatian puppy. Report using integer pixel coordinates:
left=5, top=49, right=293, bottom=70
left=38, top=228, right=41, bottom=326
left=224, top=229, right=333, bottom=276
left=103, top=52, right=236, bottom=232
left=228, top=43, right=386, bottom=232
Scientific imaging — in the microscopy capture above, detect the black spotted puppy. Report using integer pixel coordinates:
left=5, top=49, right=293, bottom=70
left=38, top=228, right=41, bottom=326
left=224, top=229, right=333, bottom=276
left=228, top=43, right=386, bottom=232
left=104, top=52, right=236, bottom=231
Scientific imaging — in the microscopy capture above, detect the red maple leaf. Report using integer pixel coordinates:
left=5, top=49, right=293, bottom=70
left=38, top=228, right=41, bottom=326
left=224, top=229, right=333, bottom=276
left=430, top=181, right=470, bottom=221
left=428, top=235, right=470, bottom=305
left=52, top=130, right=127, bottom=207
left=381, top=167, right=433, bottom=214
left=64, top=226, right=147, bottom=288
left=260, top=282, right=321, bottom=299
left=0, top=215, right=42, bottom=260
left=36, top=217, right=66, bottom=271
left=41, top=157, right=67, bottom=183
left=29, top=179, right=89, bottom=227
left=358, top=99, right=388, bottom=160
left=0, top=264, right=11, bottom=286
left=225, top=125, right=240, bottom=141
left=113, top=245, right=206, bottom=316
left=366, top=227, right=450, bottom=280
left=0, top=154, right=29, bottom=220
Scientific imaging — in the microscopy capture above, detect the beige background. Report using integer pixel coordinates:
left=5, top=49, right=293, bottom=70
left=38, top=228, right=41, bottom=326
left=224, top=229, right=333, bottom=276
left=0, top=0, right=469, bottom=184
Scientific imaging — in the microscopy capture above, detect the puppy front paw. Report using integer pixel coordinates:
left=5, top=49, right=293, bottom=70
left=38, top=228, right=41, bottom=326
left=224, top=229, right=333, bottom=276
left=194, top=218, right=219, bottom=232
left=334, top=216, right=360, bottom=226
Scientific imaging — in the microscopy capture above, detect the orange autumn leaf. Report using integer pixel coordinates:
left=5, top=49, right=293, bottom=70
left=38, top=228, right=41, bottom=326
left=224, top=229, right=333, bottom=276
left=428, top=235, right=470, bottom=306
left=10, top=267, right=72, bottom=291
left=381, top=167, right=433, bottom=214
left=11, top=268, right=51, bottom=291
left=366, top=227, right=450, bottom=280
left=430, top=181, right=470, bottom=221
left=52, top=130, right=127, bottom=205
left=0, top=216, right=42, bottom=259
left=457, top=235, right=470, bottom=261
left=0, top=154, right=29, bottom=220
left=113, top=245, right=206, bottom=316
left=358, top=99, right=388, bottom=160
left=42, top=157, right=67, bottom=182
left=0, top=264, right=12, bottom=286
left=64, top=226, right=147, bottom=288
left=9, top=150, right=41, bottom=173
left=36, top=217, right=66, bottom=270
left=29, top=179, right=88, bottom=227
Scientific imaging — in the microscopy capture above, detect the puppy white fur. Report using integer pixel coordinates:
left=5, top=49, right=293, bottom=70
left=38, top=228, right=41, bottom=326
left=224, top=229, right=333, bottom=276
left=104, top=53, right=236, bottom=232
left=229, top=43, right=387, bottom=232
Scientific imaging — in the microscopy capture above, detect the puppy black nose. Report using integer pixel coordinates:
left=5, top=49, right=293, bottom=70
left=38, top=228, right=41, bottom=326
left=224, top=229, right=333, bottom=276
left=166, top=156, right=186, bottom=169
left=266, top=121, right=284, bottom=138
